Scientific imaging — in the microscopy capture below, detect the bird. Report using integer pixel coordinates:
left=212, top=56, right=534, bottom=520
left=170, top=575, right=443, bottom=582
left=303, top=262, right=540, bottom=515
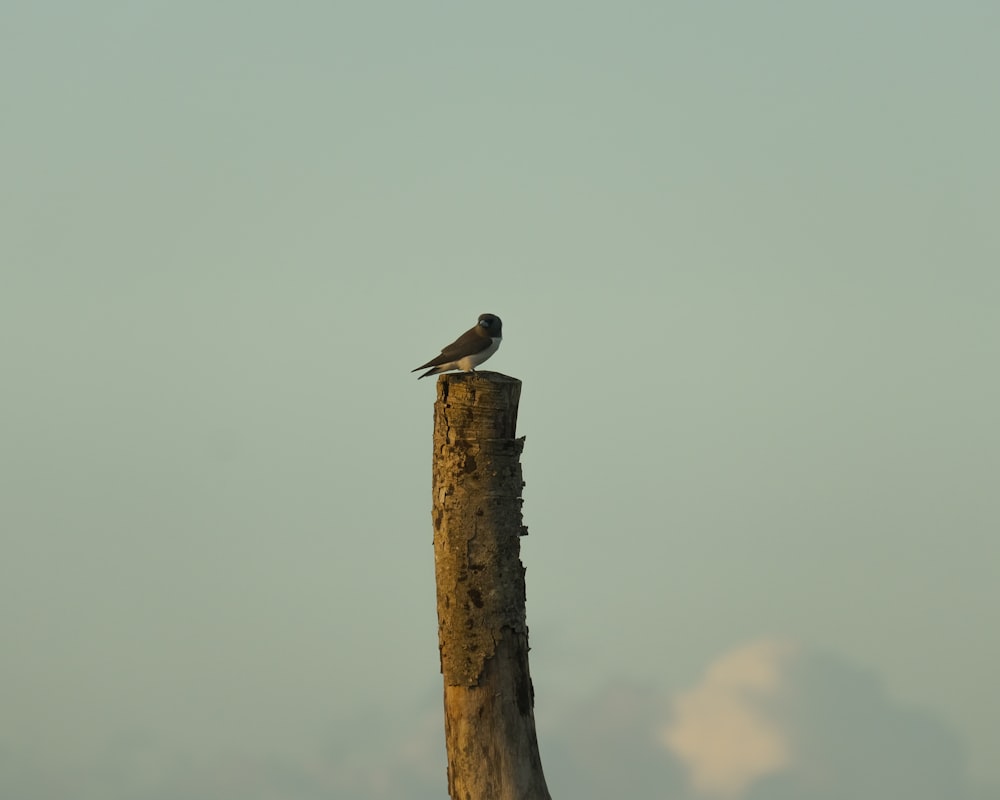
left=412, top=313, right=503, bottom=379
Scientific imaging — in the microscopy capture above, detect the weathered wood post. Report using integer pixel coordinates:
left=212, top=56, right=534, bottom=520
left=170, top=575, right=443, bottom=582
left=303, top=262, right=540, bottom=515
left=431, top=371, right=551, bottom=800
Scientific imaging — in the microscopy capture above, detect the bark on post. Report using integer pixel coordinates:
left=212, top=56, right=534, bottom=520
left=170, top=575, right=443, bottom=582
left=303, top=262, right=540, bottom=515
left=431, top=372, right=551, bottom=800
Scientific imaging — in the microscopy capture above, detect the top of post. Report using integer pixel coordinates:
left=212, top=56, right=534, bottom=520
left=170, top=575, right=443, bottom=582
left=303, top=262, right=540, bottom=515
left=434, top=372, right=522, bottom=441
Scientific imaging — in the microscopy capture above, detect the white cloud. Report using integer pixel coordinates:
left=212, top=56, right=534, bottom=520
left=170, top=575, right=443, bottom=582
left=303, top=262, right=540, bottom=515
left=661, top=639, right=797, bottom=797
left=657, top=638, right=993, bottom=800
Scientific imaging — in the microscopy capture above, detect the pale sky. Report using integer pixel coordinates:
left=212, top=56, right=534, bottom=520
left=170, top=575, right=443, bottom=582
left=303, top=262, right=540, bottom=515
left=2, top=3, right=998, bottom=799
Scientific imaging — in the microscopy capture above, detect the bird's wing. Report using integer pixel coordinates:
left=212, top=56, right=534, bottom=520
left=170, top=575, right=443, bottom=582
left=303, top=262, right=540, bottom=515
left=413, top=327, right=490, bottom=369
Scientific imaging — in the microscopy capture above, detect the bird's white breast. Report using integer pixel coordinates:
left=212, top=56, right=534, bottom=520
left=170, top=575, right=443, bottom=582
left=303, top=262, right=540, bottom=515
left=456, top=336, right=501, bottom=372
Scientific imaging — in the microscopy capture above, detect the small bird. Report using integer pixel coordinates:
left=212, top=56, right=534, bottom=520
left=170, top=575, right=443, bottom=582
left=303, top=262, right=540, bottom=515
left=412, top=313, right=503, bottom=379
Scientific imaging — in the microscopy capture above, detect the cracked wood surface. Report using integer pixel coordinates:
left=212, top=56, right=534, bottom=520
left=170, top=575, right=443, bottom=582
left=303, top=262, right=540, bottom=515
left=431, top=372, right=551, bottom=800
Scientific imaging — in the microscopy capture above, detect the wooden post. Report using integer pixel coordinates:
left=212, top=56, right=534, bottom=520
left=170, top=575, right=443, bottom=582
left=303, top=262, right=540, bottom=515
left=431, top=372, right=551, bottom=800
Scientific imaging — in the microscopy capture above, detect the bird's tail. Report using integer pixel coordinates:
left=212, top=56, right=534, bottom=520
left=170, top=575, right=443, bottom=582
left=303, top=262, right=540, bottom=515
left=415, top=366, right=441, bottom=379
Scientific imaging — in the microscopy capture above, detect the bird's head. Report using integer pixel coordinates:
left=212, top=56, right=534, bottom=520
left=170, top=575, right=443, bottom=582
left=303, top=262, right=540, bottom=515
left=477, top=313, right=501, bottom=336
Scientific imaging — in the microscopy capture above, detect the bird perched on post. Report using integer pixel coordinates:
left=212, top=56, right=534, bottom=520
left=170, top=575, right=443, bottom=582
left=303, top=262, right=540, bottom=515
left=412, top=314, right=503, bottom=379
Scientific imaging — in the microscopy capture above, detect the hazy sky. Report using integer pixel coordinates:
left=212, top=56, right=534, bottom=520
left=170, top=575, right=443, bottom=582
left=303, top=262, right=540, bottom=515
left=3, top=2, right=998, bottom=798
